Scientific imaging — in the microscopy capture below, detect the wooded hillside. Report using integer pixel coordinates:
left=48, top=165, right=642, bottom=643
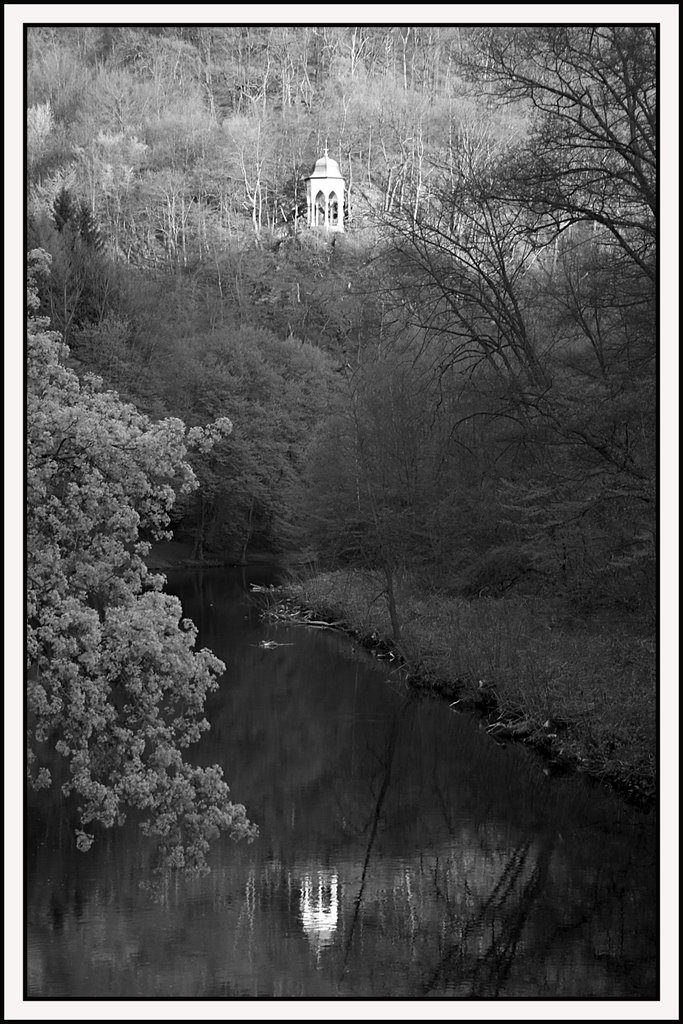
left=27, top=24, right=656, bottom=615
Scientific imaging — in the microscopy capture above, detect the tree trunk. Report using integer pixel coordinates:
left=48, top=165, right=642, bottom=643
left=383, top=562, right=402, bottom=642
left=241, top=496, right=255, bottom=563
left=192, top=493, right=207, bottom=561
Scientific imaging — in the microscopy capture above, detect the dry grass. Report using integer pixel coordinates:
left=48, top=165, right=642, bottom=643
left=287, top=569, right=656, bottom=801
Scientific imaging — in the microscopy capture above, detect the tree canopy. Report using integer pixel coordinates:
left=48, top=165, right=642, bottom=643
left=27, top=249, right=255, bottom=873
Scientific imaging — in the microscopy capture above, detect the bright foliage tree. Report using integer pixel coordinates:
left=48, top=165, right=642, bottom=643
left=26, top=249, right=255, bottom=872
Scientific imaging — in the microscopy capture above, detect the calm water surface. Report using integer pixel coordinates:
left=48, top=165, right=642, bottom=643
left=27, top=567, right=658, bottom=999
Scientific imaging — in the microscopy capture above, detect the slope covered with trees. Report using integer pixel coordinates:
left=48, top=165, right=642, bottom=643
left=26, top=24, right=655, bottom=612
left=301, top=26, right=656, bottom=619
left=26, top=24, right=657, bottom=824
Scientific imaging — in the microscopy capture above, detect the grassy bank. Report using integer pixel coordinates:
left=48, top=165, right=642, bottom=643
left=281, top=569, right=656, bottom=806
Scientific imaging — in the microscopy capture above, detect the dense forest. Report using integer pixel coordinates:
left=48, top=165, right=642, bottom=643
left=26, top=24, right=657, bottom=863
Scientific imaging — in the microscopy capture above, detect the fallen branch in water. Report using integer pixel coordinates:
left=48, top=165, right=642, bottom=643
left=287, top=618, right=346, bottom=630
left=251, top=640, right=295, bottom=649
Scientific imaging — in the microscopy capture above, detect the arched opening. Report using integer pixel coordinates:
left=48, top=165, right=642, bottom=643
left=329, top=191, right=339, bottom=227
left=315, top=190, right=326, bottom=227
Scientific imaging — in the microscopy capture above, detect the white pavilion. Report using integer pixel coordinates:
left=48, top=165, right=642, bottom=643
left=305, top=148, right=345, bottom=231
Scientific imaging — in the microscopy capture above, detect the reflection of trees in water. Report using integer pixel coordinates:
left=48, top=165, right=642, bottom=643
left=28, top=573, right=657, bottom=997
left=340, top=696, right=414, bottom=977
left=415, top=826, right=656, bottom=998
left=422, top=837, right=553, bottom=996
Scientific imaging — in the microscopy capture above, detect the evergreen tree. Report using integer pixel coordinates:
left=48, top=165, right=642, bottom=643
left=52, top=185, right=78, bottom=233
left=77, top=200, right=105, bottom=252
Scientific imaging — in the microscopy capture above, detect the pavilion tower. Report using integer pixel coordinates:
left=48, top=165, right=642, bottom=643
left=305, top=147, right=345, bottom=231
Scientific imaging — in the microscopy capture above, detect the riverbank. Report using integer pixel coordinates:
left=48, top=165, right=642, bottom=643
left=146, top=540, right=316, bottom=572
left=265, top=569, right=656, bottom=807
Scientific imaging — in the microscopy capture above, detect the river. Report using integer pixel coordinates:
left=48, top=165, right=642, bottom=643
left=26, top=566, right=658, bottom=999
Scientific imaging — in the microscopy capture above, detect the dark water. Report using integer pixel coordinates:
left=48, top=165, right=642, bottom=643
left=27, top=567, right=658, bottom=999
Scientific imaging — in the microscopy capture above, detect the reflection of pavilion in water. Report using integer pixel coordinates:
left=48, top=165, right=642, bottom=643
left=228, top=826, right=651, bottom=997
left=293, top=837, right=522, bottom=959
left=292, top=829, right=543, bottom=959
left=299, top=870, right=339, bottom=956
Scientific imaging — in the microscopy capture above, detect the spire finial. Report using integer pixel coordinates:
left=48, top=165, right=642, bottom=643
left=324, top=139, right=328, bottom=157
